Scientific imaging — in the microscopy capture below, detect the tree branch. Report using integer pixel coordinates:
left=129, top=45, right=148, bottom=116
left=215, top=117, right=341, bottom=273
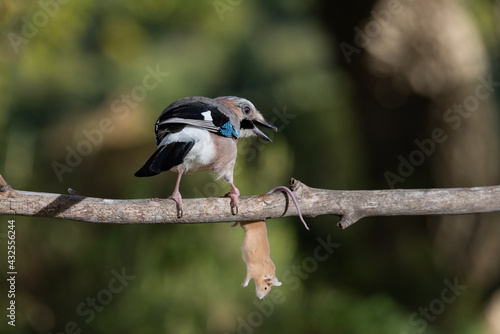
left=1, top=174, right=499, bottom=229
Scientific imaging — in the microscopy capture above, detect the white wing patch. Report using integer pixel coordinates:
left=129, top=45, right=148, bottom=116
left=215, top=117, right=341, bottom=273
left=201, top=110, right=213, bottom=121
left=159, top=127, right=215, bottom=173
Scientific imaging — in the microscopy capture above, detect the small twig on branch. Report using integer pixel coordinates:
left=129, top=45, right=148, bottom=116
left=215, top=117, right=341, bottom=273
left=0, top=174, right=499, bottom=229
left=0, top=174, right=15, bottom=196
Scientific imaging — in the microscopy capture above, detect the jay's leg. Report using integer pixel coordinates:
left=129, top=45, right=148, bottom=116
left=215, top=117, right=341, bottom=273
left=227, top=182, right=240, bottom=215
left=169, top=171, right=184, bottom=218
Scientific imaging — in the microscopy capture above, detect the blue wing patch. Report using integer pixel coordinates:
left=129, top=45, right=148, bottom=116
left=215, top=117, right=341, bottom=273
left=219, top=121, right=240, bottom=138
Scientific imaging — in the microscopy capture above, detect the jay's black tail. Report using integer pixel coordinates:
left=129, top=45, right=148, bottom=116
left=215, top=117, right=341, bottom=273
left=134, top=142, right=195, bottom=177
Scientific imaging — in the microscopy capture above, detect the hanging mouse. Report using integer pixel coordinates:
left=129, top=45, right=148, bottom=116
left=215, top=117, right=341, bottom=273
left=235, top=185, right=309, bottom=298
left=238, top=220, right=282, bottom=299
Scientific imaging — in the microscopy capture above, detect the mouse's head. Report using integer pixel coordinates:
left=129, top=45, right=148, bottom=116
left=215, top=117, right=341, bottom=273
left=255, top=275, right=282, bottom=299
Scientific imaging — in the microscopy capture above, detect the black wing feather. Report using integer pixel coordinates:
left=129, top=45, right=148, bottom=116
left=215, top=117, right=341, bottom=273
left=134, top=142, right=195, bottom=177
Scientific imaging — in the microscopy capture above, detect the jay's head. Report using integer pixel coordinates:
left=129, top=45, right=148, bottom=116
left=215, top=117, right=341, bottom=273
left=215, top=96, right=277, bottom=141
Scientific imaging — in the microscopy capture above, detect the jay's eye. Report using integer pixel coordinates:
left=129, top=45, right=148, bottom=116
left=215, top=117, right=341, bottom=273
left=243, top=105, right=251, bottom=115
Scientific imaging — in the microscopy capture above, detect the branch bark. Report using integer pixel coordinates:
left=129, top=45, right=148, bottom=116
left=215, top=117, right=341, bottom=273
left=1, top=174, right=499, bottom=229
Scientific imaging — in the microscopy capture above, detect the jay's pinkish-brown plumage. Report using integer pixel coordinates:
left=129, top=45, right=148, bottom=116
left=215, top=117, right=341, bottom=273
left=135, top=96, right=277, bottom=217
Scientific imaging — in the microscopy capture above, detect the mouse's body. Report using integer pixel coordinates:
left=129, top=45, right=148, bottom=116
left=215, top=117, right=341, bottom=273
left=239, top=220, right=282, bottom=299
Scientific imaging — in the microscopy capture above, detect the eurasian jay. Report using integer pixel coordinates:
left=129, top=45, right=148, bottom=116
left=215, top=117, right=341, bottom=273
left=135, top=96, right=277, bottom=218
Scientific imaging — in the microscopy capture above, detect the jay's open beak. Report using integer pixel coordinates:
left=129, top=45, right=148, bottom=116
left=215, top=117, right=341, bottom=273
left=252, top=119, right=278, bottom=142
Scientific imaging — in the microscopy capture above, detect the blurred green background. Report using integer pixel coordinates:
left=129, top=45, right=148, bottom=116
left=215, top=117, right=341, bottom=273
left=1, top=0, right=500, bottom=333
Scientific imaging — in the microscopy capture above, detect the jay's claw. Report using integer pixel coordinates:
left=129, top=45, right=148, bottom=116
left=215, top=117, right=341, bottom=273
left=176, top=206, right=183, bottom=219
left=227, top=183, right=240, bottom=215
left=225, top=192, right=239, bottom=215
left=230, top=200, right=239, bottom=215
left=169, top=191, right=183, bottom=218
